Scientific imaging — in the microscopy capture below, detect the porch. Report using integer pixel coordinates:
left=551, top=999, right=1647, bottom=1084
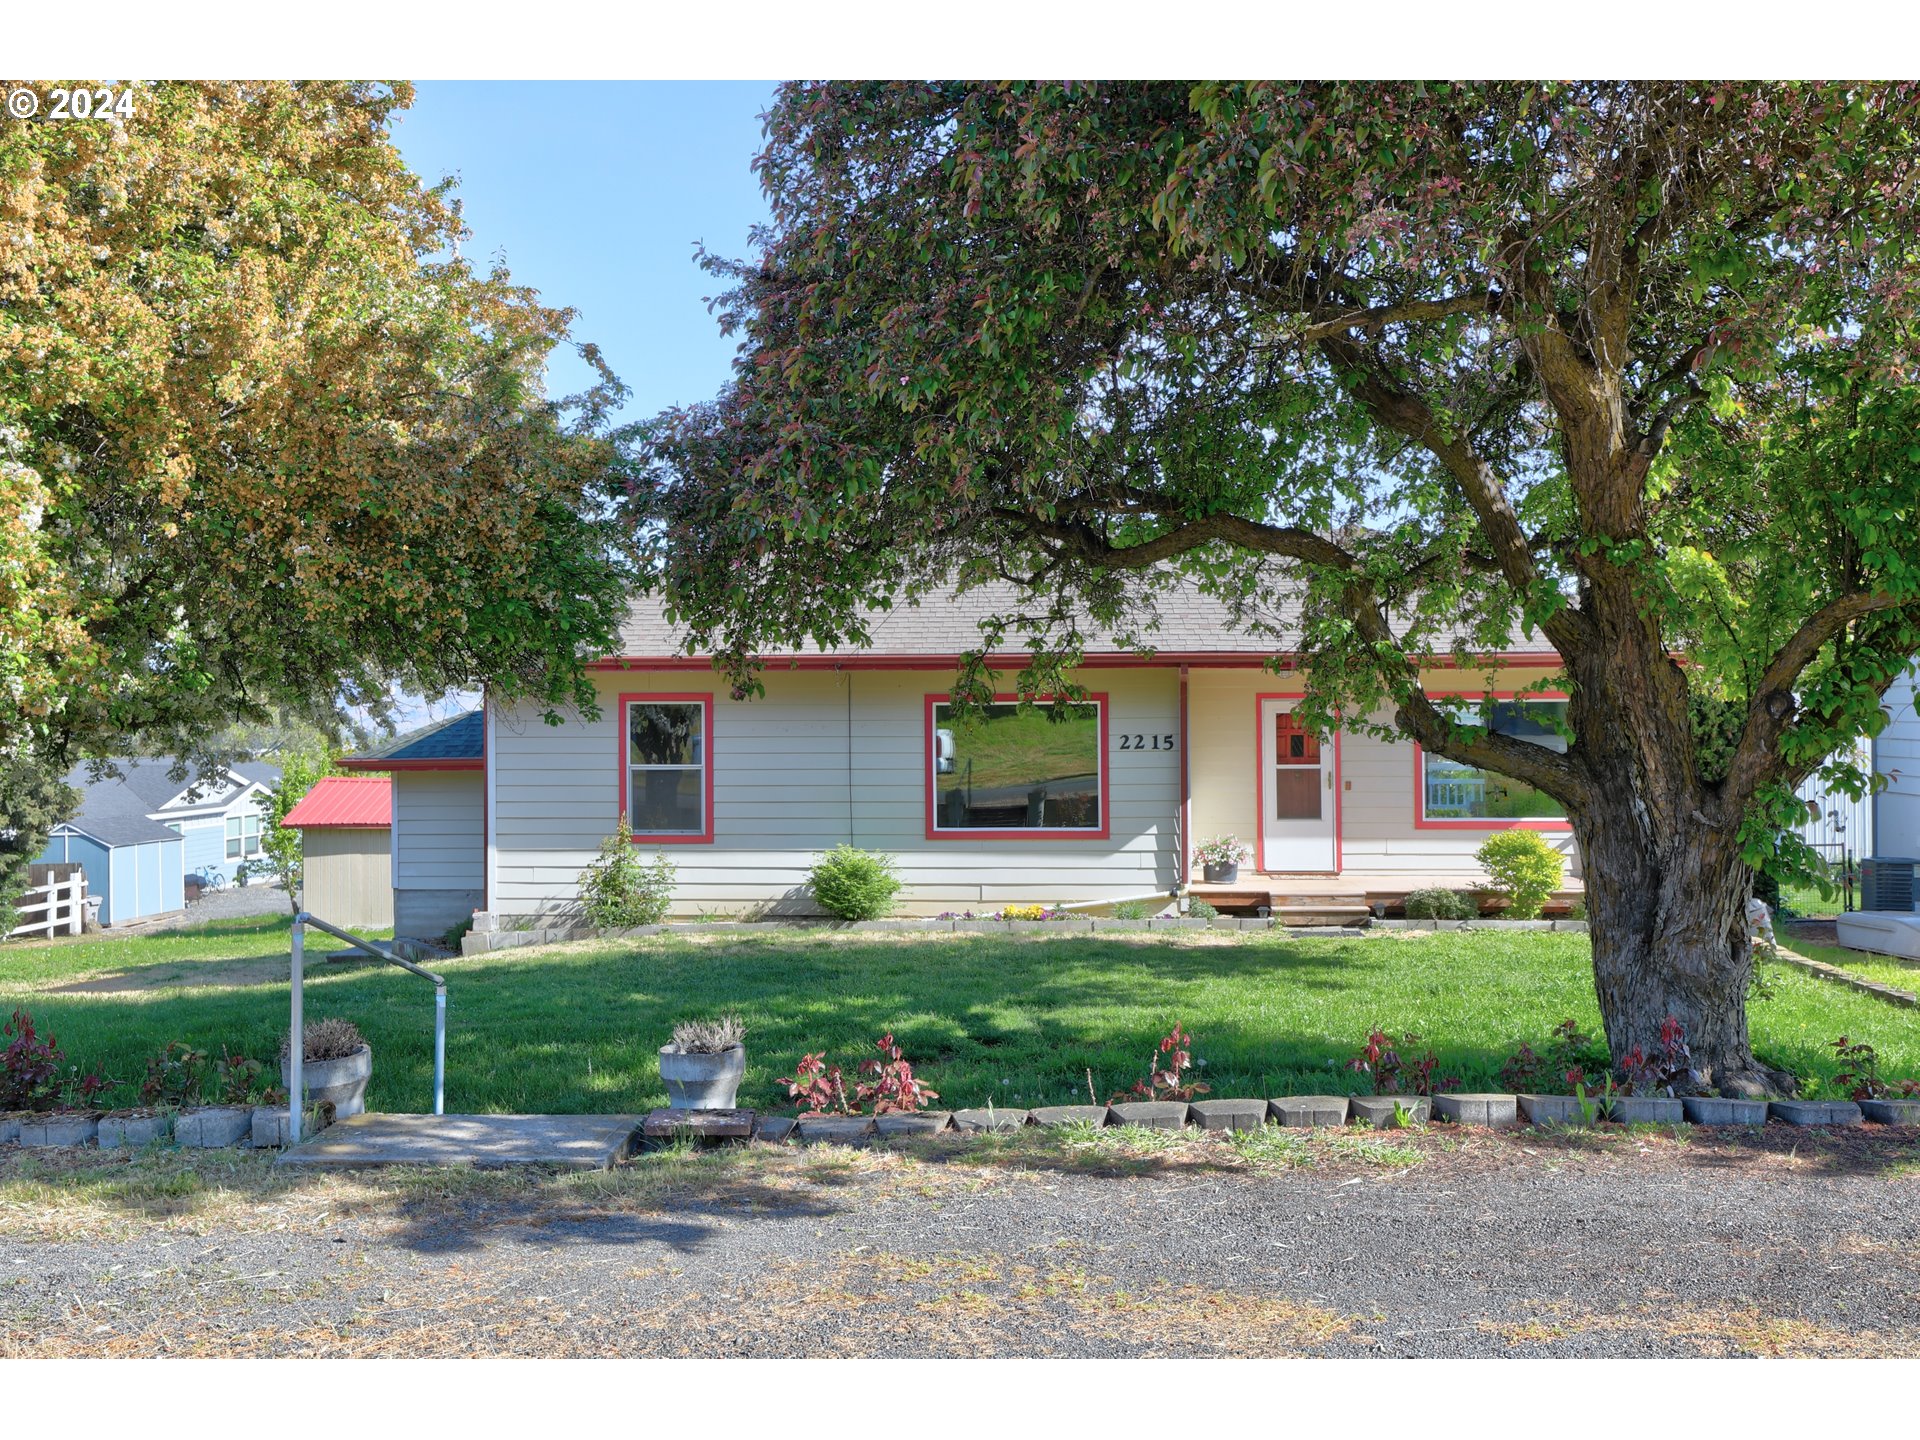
left=1186, top=869, right=1587, bottom=923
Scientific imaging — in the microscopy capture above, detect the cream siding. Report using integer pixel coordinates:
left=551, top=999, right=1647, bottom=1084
left=301, top=828, right=393, bottom=930
left=490, top=668, right=1181, bottom=918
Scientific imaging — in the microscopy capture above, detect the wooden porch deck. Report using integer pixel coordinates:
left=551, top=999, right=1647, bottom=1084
left=1187, top=870, right=1586, bottom=922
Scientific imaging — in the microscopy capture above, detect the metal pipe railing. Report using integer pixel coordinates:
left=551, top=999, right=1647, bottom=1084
left=289, top=912, right=447, bottom=1144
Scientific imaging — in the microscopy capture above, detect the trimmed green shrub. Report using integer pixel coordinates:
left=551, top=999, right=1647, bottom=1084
left=1403, top=887, right=1475, bottom=920
left=809, top=845, right=902, bottom=921
left=578, top=817, right=677, bottom=929
left=1474, top=831, right=1566, bottom=920
left=1187, top=897, right=1219, bottom=920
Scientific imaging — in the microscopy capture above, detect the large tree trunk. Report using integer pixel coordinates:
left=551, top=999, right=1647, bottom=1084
left=1574, top=790, right=1789, bottom=1097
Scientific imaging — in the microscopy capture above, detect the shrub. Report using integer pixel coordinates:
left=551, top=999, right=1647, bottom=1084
left=1829, top=1036, right=1920, bottom=1101
left=283, top=1018, right=367, bottom=1063
left=1403, top=886, right=1474, bottom=920
left=578, top=817, right=676, bottom=929
left=1187, top=897, right=1219, bottom=920
left=856, top=1033, right=939, bottom=1114
left=441, top=916, right=474, bottom=950
left=1110, top=900, right=1151, bottom=920
left=1348, top=1027, right=1458, bottom=1097
left=141, top=1041, right=212, bottom=1106
left=808, top=845, right=901, bottom=921
left=2, top=1008, right=65, bottom=1111
left=1474, top=831, right=1566, bottom=919
left=1112, top=1023, right=1210, bottom=1103
left=779, top=1051, right=852, bottom=1114
left=1616, top=1015, right=1692, bottom=1095
left=670, top=1015, right=745, bottom=1054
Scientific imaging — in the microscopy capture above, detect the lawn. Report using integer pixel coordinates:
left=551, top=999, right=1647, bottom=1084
left=4, top=920, right=1917, bottom=1114
left=1779, top=937, right=1920, bottom=999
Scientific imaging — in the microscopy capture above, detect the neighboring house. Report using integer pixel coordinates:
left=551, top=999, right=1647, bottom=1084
left=35, top=758, right=281, bottom=926
left=338, top=712, right=484, bottom=937
left=400, top=581, right=1599, bottom=928
left=282, top=775, right=393, bottom=930
left=1872, top=666, right=1920, bottom=860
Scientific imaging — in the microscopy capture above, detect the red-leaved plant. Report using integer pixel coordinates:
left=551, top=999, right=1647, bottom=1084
left=778, top=1052, right=852, bottom=1114
left=855, top=1033, right=940, bottom=1114
left=2, top=1007, right=65, bottom=1112
left=1113, top=1022, right=1210, bottom=1103
left=1349, top=1028, right=1458, bottom=1097
left=1831, top=1035, right=1920, bottom=1101
left=1616, top=1015, right=1692, bottom=1095
left=1498, top=1018, right=1598, bottom=1094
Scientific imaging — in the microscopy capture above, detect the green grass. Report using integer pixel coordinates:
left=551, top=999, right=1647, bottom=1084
left=4, top=923, right=1916, bottom=1112
left=1779, top=938, right=1920, bottom=999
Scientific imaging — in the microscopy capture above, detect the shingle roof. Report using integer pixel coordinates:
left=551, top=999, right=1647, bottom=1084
left=282, top=775, right=392, bottom=828
left=339, top=710, right=484, bottom=767
left=56, top=767, right=188, bottom=848
left=69, top=757, right=279, bottom=812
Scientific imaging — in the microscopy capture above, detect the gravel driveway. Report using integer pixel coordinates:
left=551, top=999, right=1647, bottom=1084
left=5, top=1123, right=1918, bottom=1357
left=154, top=880, right=294, bottom=930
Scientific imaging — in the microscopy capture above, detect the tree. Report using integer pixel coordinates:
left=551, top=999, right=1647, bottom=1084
left=0, top=82, right=634, bottom=881
left=254, top=751, right=334, bottom=915
left=634, top=82, right=1920, bottom=1095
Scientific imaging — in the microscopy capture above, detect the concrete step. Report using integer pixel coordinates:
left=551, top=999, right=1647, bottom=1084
left=276, top=1113, right=644, bottom=1170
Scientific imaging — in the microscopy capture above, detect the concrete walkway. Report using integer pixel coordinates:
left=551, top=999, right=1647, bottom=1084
left=277, top=1113, right=644, bottom=1170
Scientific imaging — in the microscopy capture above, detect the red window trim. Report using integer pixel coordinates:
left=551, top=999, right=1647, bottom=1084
left=617, top=692, right=716, bottom=845
left=923, top=693, right=1112, bottom=841
left=1252, top=691, right=1343, bottom=877
left=1412, top=689, right=1573, bottom=832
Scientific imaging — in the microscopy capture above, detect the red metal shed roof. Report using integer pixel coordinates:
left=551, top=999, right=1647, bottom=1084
left=282, top=775, right=392, bottom=828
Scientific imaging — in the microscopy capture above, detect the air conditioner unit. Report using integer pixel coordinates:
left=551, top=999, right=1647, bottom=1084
left=1859, top=857, right=1919, bottom=912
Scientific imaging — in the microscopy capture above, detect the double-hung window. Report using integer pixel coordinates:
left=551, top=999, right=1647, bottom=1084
left=1418, top=696, right=1570, bottom=826
left=621, top=694, right=713, bottom=842
left=927, top=695, right=1108, bottom=838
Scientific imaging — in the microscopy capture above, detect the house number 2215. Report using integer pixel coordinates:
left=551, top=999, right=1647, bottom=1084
left=1117, top=733, right=1176, bottom=751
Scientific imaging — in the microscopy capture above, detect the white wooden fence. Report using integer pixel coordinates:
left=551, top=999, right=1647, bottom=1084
left=6, top=872, right=88, bottom=940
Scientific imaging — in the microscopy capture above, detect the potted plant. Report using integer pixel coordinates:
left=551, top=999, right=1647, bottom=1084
left=659, top=1016, right=746, bottom=1110
left=281, top=1018, right=373, bottom=1119
left=1196, top=835, right=1250, bottom=885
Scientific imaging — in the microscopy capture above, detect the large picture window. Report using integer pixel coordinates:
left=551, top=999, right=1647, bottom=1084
left=1418, top=696, right=1570, bottom=826
left=621, top=695, right=713, bottom=842
left=927, top=696, right=1107, bottom=837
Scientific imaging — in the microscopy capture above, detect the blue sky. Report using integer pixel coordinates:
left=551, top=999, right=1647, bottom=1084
left=392, top=81, right=778, bottom=420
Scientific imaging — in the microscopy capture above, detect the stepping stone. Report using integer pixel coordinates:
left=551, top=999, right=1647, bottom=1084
left=952, top=1107, right=1028, bottom=1131
left=641, top=1108, right=755, bottom=1141
left=1348, top=1096, right=1429, bottom=1128
left=278, top=1113, right=644, bottom=1169
left=1267, top=1096, right=1350, bottom=1127
left=1607, top=1096, right=1684, bottom=1125
left=1188, top=1098, right=1268, bottom=1132
left=752, top=1115, right=796, bottom=1143
left=793, top=1114, right=875, bottom=1146
left=1769, top=1100, right=1864, bottom=1127
left=1107, top=1100, right=1191, bottom=1130
left=1859, top=1098, right=1920, bottom=1125
left=18, top=1114, right=98, bottom=1148
left=1030, top=1104, right=1110, bottom=1127
left=873, top=1111, right=952, bottom=1138
left=1681, top=1096, right=1770, bottom=1126
left=1431, top=1093, right=1519, bottom=1128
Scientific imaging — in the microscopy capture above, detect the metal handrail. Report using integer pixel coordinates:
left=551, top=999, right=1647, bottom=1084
left=288, top=911, right=447, bottom=1143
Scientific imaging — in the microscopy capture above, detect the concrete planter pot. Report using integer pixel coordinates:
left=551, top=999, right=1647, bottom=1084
left=1348, top=1095, right=1429, bottom=1128
left=176, top=1106, right=255, bottom=1148
left=658, top=1044, right=746, bottom=1111
left=98, top=1111, right=173, bottom=1148
left=19, top=1112, right=100, bottom=1147
left=1267, top=1096, right=1350, bottom=1127
left=1859, top=1097, right=1920, bottom=1125
left=282, top=1044, right=372, bottom=1120
left=1681, top=1096, right=1770, bottom=1126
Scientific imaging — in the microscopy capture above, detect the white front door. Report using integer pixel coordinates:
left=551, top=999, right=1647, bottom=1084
left=1260, top=698, right=1337, bottom=872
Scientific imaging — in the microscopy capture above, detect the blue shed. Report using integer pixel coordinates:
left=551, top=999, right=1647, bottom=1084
left=36, top=767, right=193, bottom=926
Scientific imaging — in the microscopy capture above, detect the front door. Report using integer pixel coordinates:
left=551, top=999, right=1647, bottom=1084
left=1260, top=699, right=1337, bottom=872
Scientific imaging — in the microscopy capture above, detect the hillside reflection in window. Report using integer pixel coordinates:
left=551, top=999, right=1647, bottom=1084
left=627, top=701, right=705, bottom=834
left=932, top=701, right=1101, bottom=831
left=1422, top=699, right=1569, bottom=822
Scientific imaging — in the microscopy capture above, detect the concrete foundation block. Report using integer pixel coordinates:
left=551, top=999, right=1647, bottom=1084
left=1769, top=1099, right=1864, bottom=1127
left=793, top=1114, right=876, bottom=1146
left=99, top=1113, right=173, bottom=1148
left=1188, top=1098, right=1269, bottom=1132
left=1608, top=1096, right=1685, bottom=1125
left=1106, top=1100, right=1192, bottom=1130
left=1432, top=1093, right=1520, bottom=1128
left=1348, top=1095, right=1430, bottom=1128
left=952, top=1107, right=1029, bottom=1131
left=1030, top=1104, right=1111, bottom=1128
left=873, top=1111, right=952, bottom=1138
left=19, top=1114, right=99, bottom=1147
left=1859, top=1098, right=1920, bottom=1125
left=1267, top=1096, right=1351, bottom=1127
left=1681, top=1096, right=1770, bottom=1126
left=176, top=1107, right=254, bottom=1148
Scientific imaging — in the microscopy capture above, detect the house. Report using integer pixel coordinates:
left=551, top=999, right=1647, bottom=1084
left=281, top=775, right=393, bottom=930
left=1872, top=666, right=1920, bottom=862
left=337, top=712, right=485, bottom=937
left=36, top=758, right=282, bottom=925
left=395, top=581, right=1598, bottom=931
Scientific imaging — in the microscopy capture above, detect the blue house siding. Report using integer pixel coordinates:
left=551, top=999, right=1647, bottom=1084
left=176, top=816, right=226, bottom=873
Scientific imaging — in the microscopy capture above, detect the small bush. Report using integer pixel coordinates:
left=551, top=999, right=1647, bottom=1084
left=441, top=917, right=474, bottom=950
left=1403, top=887, right=1474, bottom=920
left=578, top=817, right=677, bottom=929
left=808, top=845, right=901, bottom=921
left=1187, top=897, right=1219, bottom=920
left=2, top=1007, right=64, bottom=1111
left=670, top=1015, right=745, bottom=1054
left=1110, top=900, right=1152, bottom=920
left=1474, top=831, right=1566, bottom=919
left=283, top=1018, right=367, bottom=1063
